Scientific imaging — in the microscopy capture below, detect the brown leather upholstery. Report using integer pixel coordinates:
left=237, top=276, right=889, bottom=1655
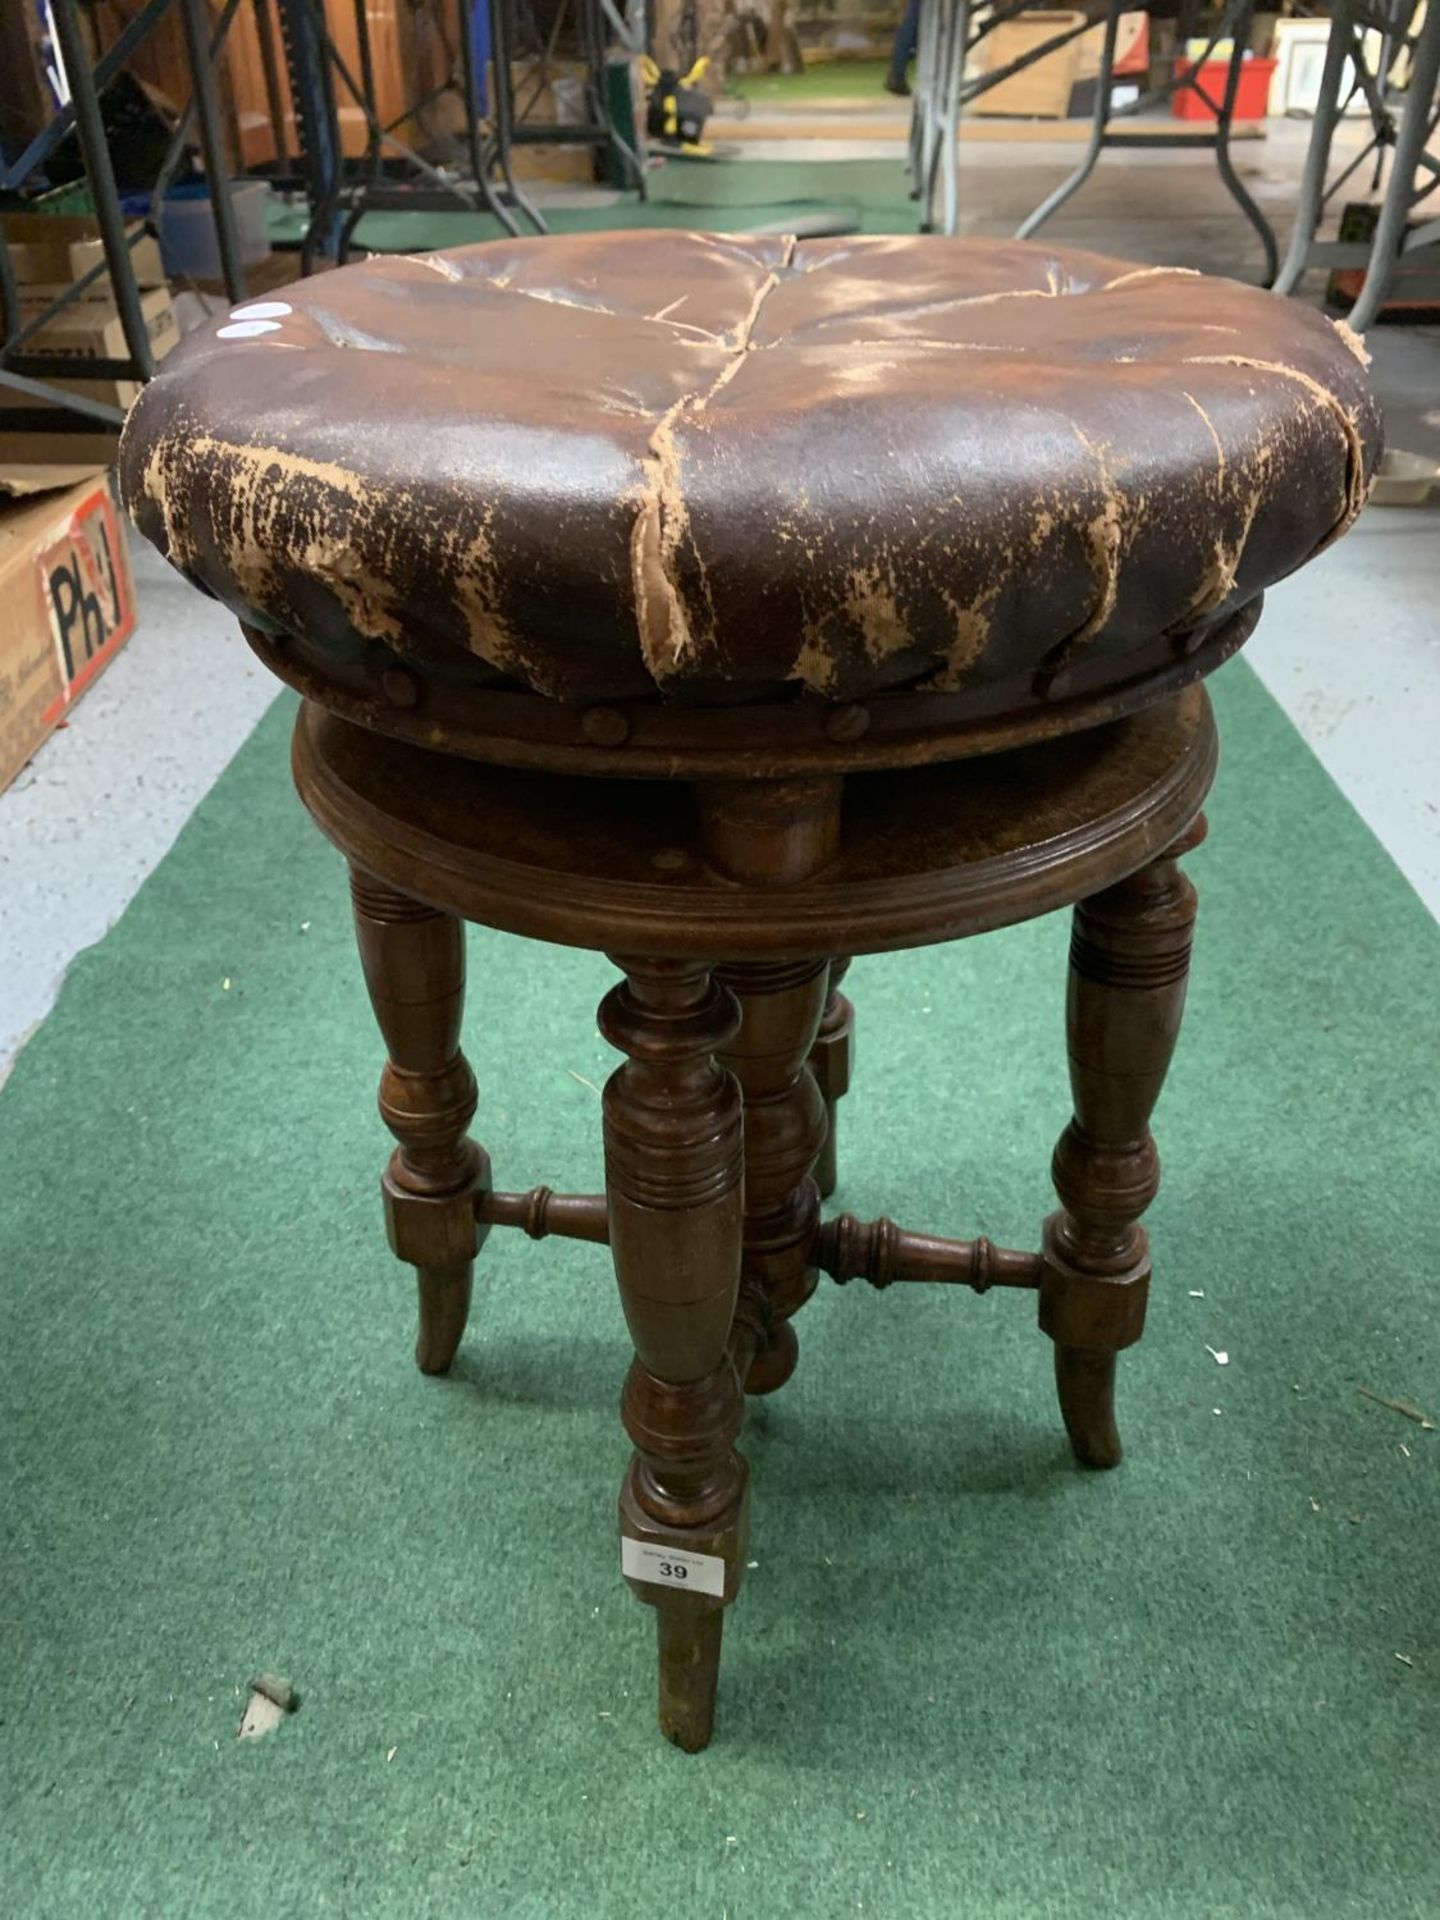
left=120, top=232, right=1380, bottom=708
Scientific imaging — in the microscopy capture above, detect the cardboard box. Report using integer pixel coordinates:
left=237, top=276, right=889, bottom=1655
left=15, top=283, right=178, bottom=413
left=0, top=212, right=166, bottom=293
left=473, top=62, right=600, bottom=182
left=972, top=13, right=1087, bottom=118
left=0, top=429, right=133, bottom=470
left=0, top=470, right=137, bottom=796
left=1075, top=11, right=1149, bottom=83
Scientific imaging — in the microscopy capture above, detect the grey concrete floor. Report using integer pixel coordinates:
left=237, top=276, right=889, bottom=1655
left=1, top=130, right=1437, bottom=1078
left=0, top=541, right=276, bottom=1081
left=734, top=115, right=1437, bottom=276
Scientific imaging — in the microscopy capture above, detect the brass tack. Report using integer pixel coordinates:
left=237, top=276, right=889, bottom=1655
left=823, top=702, right=871, bottom=743
left=380, top=666, right=422, bottom=709
left=581, top=706, right=630, bottom=746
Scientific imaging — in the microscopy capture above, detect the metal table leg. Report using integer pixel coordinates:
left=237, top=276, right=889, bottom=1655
left=932, top=0, right=969, bottom=236
left=924, top=0, right=1101, bottom=240
left=1272, top=2, right=1359, bottom=294
left=1015, top=2, right=1120, bottom=240
left=1012, top=0, right=1278, bottom=282
left=1211, top=3, right=1281, bottom=282
left=1274, top=0, right=1440, bottom=329
left=908, top=0, right=944, bottom=203
left=1344, top=2, right=1440, bottom=328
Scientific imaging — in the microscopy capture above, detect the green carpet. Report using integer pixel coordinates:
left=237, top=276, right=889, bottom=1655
left=2, top=663, right=1437, bottom=1917
left=729, top=59, right=897, bottom=105
left=266, top=157, right=921, bottom=252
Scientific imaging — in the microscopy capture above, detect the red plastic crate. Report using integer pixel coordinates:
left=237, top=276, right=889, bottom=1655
left=1172, top=56, right=1276, bottom=122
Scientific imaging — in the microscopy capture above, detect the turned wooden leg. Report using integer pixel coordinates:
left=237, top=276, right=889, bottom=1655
left=599, top=956, right=748, bottom=1752
left=1040, top=817, right=1205, bottom=1468
left=808, top=959, right=854, bottom=1201
left=350, top=869, right=489, bottom=1375
left=715, top=958, right=830, bottom=1396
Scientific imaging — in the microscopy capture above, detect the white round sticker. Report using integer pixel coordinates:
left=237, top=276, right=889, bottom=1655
left=228, top=300, right=293, bottom=320
left=217, top=319, right=282, bottom=339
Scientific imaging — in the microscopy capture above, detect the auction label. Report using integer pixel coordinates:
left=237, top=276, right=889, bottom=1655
left=621, top=1537, right=725, bottom=1597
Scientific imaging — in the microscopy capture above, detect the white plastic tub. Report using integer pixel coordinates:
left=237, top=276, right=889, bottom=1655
left=159, top=181, right=271, bottom=282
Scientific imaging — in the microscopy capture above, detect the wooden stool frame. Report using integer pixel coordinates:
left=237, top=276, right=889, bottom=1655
left=287, top=633, right=1225, bottom=1752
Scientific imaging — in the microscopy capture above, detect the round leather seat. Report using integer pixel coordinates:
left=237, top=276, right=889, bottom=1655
left=120, top=231, right=1381, bottom=709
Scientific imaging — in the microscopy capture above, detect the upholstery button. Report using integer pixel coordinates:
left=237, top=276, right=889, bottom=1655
left=381, top=666, right=422, bottom=709
left=823, top=703, right=871, bottom=744
left=581, top=706, right=630, bottom=746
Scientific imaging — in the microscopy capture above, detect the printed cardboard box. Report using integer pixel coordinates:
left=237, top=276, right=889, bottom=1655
left=0, top=469, right=136, bottom=795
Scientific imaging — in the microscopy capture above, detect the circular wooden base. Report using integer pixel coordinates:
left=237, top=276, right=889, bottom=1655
left=293, top=685, right=1216, bottom=960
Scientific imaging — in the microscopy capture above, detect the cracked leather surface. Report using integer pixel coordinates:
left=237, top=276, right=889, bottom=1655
left=119, top=231, right=1381, bottom=708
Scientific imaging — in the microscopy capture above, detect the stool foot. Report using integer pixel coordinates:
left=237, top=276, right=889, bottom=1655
left=656, top=1606, right=725, bottom=1752
left=1054, top=1346, right=1122, bottom=1469
left=414, top=1263, right=474, bottom=1375
left=352, top=870, right=489, bottom=1373
left=1040, top=820, right=1204, bottom=1462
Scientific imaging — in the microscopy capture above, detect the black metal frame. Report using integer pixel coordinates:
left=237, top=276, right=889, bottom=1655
left=483, top=0, right=645, bottom=209
left=276, top=0, right=645, bottom=270
left=0, top=0, right=248, bottom=432
left=277, top=0, right=533, bottom=268
left=0, top=0, right=648, bottom=430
